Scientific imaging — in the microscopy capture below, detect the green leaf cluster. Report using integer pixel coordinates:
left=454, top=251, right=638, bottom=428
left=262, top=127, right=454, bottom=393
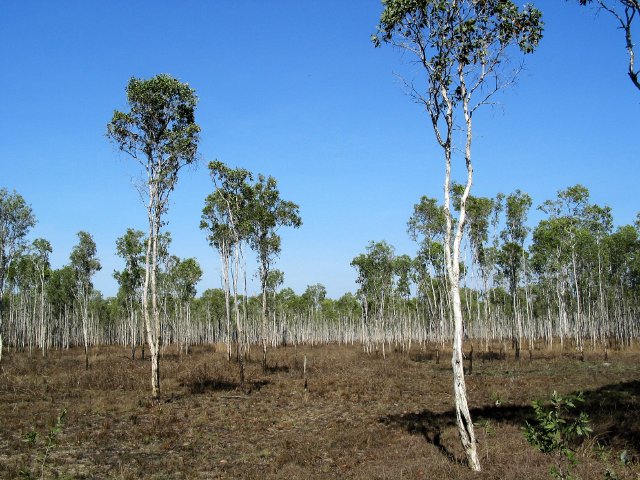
left=523, top=391, right=592, bottom=457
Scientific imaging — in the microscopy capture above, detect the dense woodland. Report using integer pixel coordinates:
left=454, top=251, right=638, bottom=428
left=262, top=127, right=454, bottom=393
left=2, top=183, right=639, bottom=359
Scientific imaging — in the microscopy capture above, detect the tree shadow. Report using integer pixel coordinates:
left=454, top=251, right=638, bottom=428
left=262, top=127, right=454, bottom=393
left=380, top=403, right=535, bottom=464
left=478, top=350, right=504, bottom=361
left=581, top=380, right=640, bottom=453
left=181, top=378, right=270, bottom=395
left=265, top=363, right=290, bottom=374
left=380, top=408, right=460, bottom=462
left=380, top=380, right=640, bottom=465
left=409, top=352, right=436, bottom=363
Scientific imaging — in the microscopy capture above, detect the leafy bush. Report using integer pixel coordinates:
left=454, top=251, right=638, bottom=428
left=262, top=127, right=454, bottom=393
left=523, top=391, right=592, bottom=457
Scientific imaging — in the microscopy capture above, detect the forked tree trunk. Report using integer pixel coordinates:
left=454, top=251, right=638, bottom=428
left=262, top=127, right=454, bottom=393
left=451, top=282, right=480, bottom=469
left=442, top=78, right=481, bottom=471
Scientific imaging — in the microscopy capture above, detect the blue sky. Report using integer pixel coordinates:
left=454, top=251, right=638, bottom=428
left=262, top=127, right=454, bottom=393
left=1, top=0, right=638, bottom=299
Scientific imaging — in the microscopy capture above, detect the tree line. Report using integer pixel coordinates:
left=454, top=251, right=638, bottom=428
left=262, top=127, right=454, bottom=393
left=2, top=182, right=638, bottom=360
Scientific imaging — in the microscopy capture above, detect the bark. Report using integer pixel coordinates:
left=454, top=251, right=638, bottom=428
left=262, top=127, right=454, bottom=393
left=142, top=183, right=161, bottom=402
left=442, top=71, right=481, bottom=470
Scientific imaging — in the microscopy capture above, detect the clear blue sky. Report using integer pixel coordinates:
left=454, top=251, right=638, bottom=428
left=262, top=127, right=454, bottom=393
left=1, top=0, right=638, bottom=299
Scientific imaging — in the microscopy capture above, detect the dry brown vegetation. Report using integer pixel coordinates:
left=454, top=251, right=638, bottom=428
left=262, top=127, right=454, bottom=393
left=0, top=343, right=639, bottom=479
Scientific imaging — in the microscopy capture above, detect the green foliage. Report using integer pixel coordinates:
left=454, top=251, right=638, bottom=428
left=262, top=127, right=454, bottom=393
left=351, top=240, right=397, bottom=314
left=201, top=161, right=254, bottom=250
left=20, top=409, right=67, bottom=480
left=114, top=228, right=145, bottom=299
left=169, top=257, right=203, bottom=302
left=0, top=188, right=36, bottom=300
left=407, top=196, right=445, bottom=243
left=107, top=74, right=200, bottom=180
left=70, top=231, right=101, bottom=300
left=523, top=391, right=592, bottom=457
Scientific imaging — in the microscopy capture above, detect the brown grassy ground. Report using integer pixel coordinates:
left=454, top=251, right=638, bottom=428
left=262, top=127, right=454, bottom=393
left=0, top=342, right=638, bottom=479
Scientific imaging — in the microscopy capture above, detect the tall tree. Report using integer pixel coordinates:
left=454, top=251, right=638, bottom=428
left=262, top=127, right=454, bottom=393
left=248, top=174, right=302, bottom=371
left=107, top=74, right=200, bottom=400
left=0, top=188, right=36, bottom=362
left=351, top=241, right=396, bottom=356
left=32, top=238, right=52, bottom=356
left=498, top=190, right=532, bottom=359
left=202, top=161, right=254, bottom=386
left=70, top=231, right=101, bottom=369
left=576, top=0, right=639, bottom=91
left=374, top=0, right=543, bottom=470
left=170, top=257, right=203, bottom=354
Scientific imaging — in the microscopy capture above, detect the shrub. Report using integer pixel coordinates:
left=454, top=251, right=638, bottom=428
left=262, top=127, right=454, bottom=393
left=523, top=391, right=592, bottom=458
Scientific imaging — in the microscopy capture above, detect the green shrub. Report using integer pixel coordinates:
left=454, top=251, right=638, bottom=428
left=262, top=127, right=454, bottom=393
left=523, top=391, right=592, bottom=458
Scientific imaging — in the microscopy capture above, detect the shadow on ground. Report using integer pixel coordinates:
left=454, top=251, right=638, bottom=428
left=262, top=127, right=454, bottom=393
left=583, top=380, right=640, bottom=453
left=380, top=380, right=640, bottom=464
left=181, top=378, right=270, bottom=394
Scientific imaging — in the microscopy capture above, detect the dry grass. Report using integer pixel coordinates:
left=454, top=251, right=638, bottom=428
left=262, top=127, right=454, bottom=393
left=0, top=342, right=638, bottom=479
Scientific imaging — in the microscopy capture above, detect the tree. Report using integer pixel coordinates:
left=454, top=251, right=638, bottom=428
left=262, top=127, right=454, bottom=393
left=32, top=238, right=52, bottom=356
left=169, top=257, right=203, bottom=354
left=576, top=0, right=639, bottom=91
left=534, top=185, right=614, bottom=353
left=408, top=196, right=448, bottom=343
left=201, top=161, right=254, bottom=386
left=107, top=74, right=200, bottom=400
left=114, top=228, right=145, bottom=359
left=498, top=190, right=533, bottom=359
left=70, top=231, right=101, bottom=370
left=374, top=0, right=543, bottom=470
left=248, top=174, right=302, bottom=371
left=0, top=188, right=36, bottom=362
left=351, top=241, right=396, bottom=356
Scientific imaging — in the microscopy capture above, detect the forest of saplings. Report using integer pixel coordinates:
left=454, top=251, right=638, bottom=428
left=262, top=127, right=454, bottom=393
left=2, top=181, right=639, bottom=362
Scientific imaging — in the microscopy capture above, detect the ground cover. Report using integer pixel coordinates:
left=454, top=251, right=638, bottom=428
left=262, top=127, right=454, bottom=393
left=1, top=343, right=638, bottom=479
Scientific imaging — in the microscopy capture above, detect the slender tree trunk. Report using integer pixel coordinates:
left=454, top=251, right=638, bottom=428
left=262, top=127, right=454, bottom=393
left=0, top=279, right=5, bottom=363
left=142, top=186, right=161, bottom=402
left=261, top=263, right=268, bottom=372
left=232, top=242, right=245, bottom=387
left=442, top=78, right=480, bottom=471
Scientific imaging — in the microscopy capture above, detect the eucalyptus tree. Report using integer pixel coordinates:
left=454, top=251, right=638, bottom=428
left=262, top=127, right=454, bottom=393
left=351, top=241, right=396, bottom=356
left=374, top=0, right=543, bottom=470
left=0, top=188, right=36, bottom=362
left=32, top=238, right=52, bottom=356
left=114, top=228, right=145, bottom=359
left=249, top=174, right=302, bottom=371
left=464, top=195, right=497, bottom=345
left=170, top=257, right=202, bottom=354
left=536, top=185, right=615, bottom=351
left=6, top=248, right=38, bottom=353
left=498, top=190, right=532, bottom=359
left=201, top=161, right=253, bottom=386
left=46, top=266, right=76, bottom=348
left=408, top=196, right=448, bottom=339
left=70, top=231, right=101, bottom=369
left=576, top=0, right=639, bottom=91
left=107, top=74, right=200, bottom=400
left=265, top=269, right=285, bottom=347
left=539, top=185, right=589, bottom=350
left=201, top=184, right=235, bottom=361
left=302, top=284, right=327, bottom=317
